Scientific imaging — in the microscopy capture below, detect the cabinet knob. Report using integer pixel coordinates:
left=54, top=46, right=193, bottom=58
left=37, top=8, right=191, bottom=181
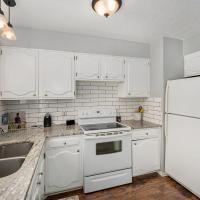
left=97, top=75, right=100, bottom=78
left=128, top=93, right=131, bottom=95
left=146, top=133, right=149, bottom=135
left=44, top=94, right=48, bottom=97
left=33, top=94, right=36, bottom=96
left=39, top=172, right=43, bottom=176
left=105, top=75, right=108, bottom=78
left=37, top=181, right=41, bottom=185
left=134, top=143, right=137, bottom=145
left=64, top=142, right=67, bottom=145
left=77, top=150, right=80, bottom=152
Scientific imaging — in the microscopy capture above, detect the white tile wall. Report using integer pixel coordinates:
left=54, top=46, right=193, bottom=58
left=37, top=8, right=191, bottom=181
left=3, top=82, right=162, bottom=127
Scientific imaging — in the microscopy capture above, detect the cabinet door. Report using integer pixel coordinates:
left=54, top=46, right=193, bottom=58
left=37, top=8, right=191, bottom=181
left=184, top=51, right=200, bottom=77
left=75, top=53, right=100, bottom=80
left=39, top=50, right=75, bottom=99
left=132, top=138, right=160, bottom=176
left=0, top=47, right=38, bottom=100
left=101, top=56, right=125, bottom=81
left=45, top=145, right=82, bottom=194
left=127, top=58, right=150, bottom=97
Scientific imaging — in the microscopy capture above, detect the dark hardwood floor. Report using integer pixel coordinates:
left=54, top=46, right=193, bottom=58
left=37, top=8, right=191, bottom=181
left=46, top=173, right=199, bottom=200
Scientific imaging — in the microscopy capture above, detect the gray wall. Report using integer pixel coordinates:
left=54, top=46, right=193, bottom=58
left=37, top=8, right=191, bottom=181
left=0, top=27, right=150, bottom=58
left=184, top=34, right=200, bottom=55
left=150, top=39, right=164, bottom=97
left=150, top=37, right=184, bottom=173
left=163, top=37, right=184, bottom=84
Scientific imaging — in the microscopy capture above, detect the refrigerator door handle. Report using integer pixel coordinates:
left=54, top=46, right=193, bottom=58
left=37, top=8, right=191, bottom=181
left=165, top=115, right=168, bottom=139
left=165, top=82, right=170, bottom=113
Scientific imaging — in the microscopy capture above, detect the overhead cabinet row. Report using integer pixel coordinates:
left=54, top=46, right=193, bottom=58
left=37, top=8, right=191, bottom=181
left=0, top=46, right=150, bottom=100
left=0, top=47, right=75, bottom=100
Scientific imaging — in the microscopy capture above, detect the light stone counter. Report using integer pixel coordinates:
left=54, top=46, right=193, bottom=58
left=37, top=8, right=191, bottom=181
left=0, top=124, right=82, bottom=200
left=122, top=120, right=161, bottom=130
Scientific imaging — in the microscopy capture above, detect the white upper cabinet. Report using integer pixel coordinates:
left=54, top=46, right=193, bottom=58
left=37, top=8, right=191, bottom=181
left=184, top=51, right=200, bottom=77
left=39, top=50, right=75, bottom=99
left=101, top=56, right=125, bottom=81
left=118, top=58, right=150, bottom=98
left=75, top=53, right=101, bottom=81
left=0, top=47, right=38, bottom=100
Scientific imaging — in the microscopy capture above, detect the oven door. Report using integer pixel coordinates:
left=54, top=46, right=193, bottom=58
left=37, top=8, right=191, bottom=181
left=83, top=132, right=132, bottom=176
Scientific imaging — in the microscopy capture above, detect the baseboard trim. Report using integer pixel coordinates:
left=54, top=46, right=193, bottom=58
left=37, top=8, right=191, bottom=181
left=157, top=171, right=168, bottom=177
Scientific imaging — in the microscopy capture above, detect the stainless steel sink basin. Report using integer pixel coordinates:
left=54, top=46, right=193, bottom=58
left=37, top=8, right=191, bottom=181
left=0, top=157, right=25, bottom=178
left=0, top=142, right=33, bottom=159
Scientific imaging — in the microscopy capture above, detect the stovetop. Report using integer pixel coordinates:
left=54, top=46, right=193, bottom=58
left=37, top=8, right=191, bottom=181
left=81, top=122, right=127, bottom=131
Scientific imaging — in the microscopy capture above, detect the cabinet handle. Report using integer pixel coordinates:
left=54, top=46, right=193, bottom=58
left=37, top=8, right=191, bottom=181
left=37, top=181, right=41, bottom=185
left=0, top=91, right=2, bottom=96
left=39, top=172, right=43, bottom=176
left=128, top=92, right=131, bottom=96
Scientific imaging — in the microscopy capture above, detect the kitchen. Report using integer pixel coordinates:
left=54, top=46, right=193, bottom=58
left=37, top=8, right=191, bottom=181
left=0, top=0, right=200, bottom=200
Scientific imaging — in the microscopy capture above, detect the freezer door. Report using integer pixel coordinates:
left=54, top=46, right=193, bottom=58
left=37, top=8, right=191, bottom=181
left=165, top=77, right=200, bottom=118
left=165, top=114, right=200, bottom=197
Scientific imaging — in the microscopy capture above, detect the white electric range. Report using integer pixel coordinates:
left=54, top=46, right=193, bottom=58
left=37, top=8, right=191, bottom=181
left=78, top=109, right=132, bottom=193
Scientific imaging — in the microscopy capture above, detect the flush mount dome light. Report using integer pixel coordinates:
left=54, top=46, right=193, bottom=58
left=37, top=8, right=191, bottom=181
left=92, top=0, right=122, bottom=18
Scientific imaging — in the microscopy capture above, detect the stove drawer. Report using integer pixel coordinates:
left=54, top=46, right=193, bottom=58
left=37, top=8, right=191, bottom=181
left=84, top=168, right=132, bottom=193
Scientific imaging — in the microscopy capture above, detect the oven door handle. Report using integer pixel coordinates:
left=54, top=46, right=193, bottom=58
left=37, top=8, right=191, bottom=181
left=84, top=132, right=131, bottom=140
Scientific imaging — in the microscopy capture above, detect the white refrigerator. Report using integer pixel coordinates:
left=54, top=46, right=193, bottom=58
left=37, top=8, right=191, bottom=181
left=165, top=77, right=200, bottom=198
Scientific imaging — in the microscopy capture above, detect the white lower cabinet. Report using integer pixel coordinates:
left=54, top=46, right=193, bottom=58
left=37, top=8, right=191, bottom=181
left=132, top=128, right=161, bottom=177
left=45, top=136, right=83, bottom=194
left=26, top=147, right=45, bottom=200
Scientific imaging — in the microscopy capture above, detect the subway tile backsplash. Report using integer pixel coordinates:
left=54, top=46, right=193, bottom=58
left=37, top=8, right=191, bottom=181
left=1, top=81, right=162, bottom=127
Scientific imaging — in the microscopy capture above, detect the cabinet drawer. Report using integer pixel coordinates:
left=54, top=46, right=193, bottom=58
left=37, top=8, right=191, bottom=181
left=131, top=128, right=160, bottom=140
left=46, top=136, right=80, bottom=149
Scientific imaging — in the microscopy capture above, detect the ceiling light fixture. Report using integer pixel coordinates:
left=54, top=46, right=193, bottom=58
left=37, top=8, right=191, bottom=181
left=1, top=0, right=16, bottom=40
left=0, top=0, right=7, bottom=30
left=92, top=0, right=122, bottom=18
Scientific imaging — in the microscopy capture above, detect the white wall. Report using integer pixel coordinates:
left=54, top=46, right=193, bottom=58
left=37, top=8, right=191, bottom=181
left=184, top=34, right=200, bottom=55
left=0, top=27, right=150, bottom=58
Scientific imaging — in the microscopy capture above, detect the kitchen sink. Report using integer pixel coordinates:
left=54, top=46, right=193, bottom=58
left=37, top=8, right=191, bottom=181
left=0, top=142, right=33, bottom=159
left=0, top=157, right=25, bottom=178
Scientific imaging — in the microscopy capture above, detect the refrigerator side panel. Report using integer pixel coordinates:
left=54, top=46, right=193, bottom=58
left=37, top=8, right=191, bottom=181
left=166, top=77, right=200, bottom=118
left=165, top=114, right=200, bottom=197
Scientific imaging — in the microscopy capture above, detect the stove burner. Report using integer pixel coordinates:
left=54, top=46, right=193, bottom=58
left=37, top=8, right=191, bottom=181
left=81, top=123, right=127, bottom=131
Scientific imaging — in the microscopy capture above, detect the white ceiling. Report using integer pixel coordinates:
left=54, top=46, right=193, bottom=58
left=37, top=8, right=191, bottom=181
left=3, top=0, right=200, bottom=43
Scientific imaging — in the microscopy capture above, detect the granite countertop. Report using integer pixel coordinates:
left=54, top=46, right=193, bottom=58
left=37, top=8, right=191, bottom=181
left=122, top=120, right=161, bottom=130
left=0, top=124, right=82, bottom=200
